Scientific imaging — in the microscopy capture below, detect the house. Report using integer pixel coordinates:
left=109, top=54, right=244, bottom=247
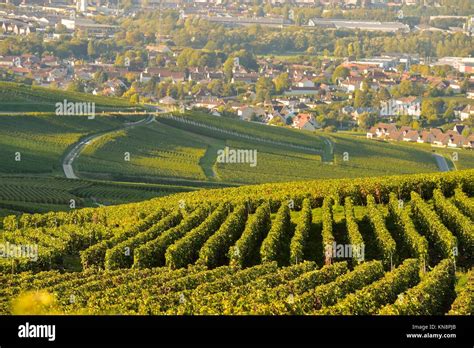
left=387, top=130, right=403, bottom=141
left=432, top=133, right=450, bottom=147
left=159, top=96, right=177, bottom=106
left=194, top=96, right=224, bottom=110
left=295, top=78, right=315, bottom=88
left=237, top=106, right=266, bottom=121
left=463, top=135, right=474, bottom=149
left=402, top=130, right=419, bottom=142
left=460, top=105, right=473, bottom=121
left=292, top=113, right=318, bottom=131
left=374, top=123, right=397, bottom=138
left=339, top=77, right=363, bottom=92
left=232, top=72, right=259, bottom=84
left=453, top=124, right=469, bottom=135
left=417, top=131, right=435, bottom=144
left=380, top=96, right=421, bottom=119
left=146, top=45, right=172, bottom=54
left=146, top=68, right=185, bottom=83
left=447, top=134, right=465, bottom=148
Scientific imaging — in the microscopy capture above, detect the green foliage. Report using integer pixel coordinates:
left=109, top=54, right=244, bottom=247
left=260, top=202, right=292, bottom=266
left=321, top=196, right=335, bottom=264
left=366, top=195, right=396, bottom=268
left=410, top=191, right=458, bottom=261
left=133, top=205, right=211, bottom=269
left=165, top=203, right=229, bottom=269
left=80, top=209, right=167, bottom=269
left=320, top=258, right=420, bottom=315
left=378, top=259, right=455, bottom=315
left=448, top=269, right=473, bottom=315
left=388, top=193, right=429, bottom=263
left=298, top=260, right=385, bottom=313
left=452, top=187, right=474, bottom=220
left=344, top=197, right=365, bottom=264
left=0, top=82, right=134, bottom=112
left=197, top=204, right=248, bottom=268
left=289, top=198, right=312, bottom=265
left=229, top=203, right=271, bottom=268
left=432, top=189, right=473, bottom=264
left=104, top=210, right=182, bottom=270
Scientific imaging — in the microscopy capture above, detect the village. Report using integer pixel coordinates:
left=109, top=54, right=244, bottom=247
left=0, top=0, right=473, bottom=147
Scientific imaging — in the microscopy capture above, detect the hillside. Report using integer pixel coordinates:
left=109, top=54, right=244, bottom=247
left=1, top=110, right=473, bottom=215
left=0, top=170, right=472, bottom=315
left=0, top=82, right=139, bottom=112
left=73, top=111, right=456, bottom=185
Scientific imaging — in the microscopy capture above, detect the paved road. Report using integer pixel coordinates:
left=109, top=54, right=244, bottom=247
left=62, top=114, right=155, bottom=179
left=433, top=153, right=450, bottom=172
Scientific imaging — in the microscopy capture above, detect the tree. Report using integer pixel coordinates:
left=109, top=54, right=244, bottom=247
left=130, top=93, right=139, bottom=104
left=93, top=71, right=108, bottom=84
left=422, top=99, right=443, bottom=124
left=399, top=80, right=415, bottom=97
left=87, top=41, right=96, bottom=58
left=443, top=104, right=455, bottom=120
left=375, top=87, right=391, bottom=104
left=66, top=80, right=84, bottom=93
left=332, top=65, right=349, bottom=84
left=223, top=57, right=234, bottom=82
left=399, top=113, right=411, bottom=126
left=358, top=112, right=376, bottom=130
left=354, top=90, right=370, bottom=108
left=255, top=77, right=274, bottom=103
left=273, top=73, right=290, bottom=94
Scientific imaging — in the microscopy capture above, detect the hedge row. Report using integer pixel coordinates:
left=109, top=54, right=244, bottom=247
left=378, top=259, right=455, bottom=315
left=80, top=208, right=167, bottom=269
left=133, top=205, right=212, bottom=269
left=388, top=193, right=429, bottom=263
left=229, top=202, right=271, bottom=268
left=410, top=191, right=458, bottom=261
left=321, top=197, right=335, bottom=264
left=289, top=198, right=312, bottom=265
left=344, top=197, right=365, bottom=264
left=299, top=260, right=384, bottom=313
left=165, top=203, right=230, bottom=269
left=448, top=269, right=473, bottom=315
left=319, top=258, right=420, bottom=315
left=366, top=195, right=396, bottom=268
left=260, top=202, right=292, bottom=266
left=432, top=189, right=473, bottom=263
left=452, top=187, right=474, bottom=220
left=197, top=204, right=248, bottom=268
left=104, top=210, right=182, bottom=270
